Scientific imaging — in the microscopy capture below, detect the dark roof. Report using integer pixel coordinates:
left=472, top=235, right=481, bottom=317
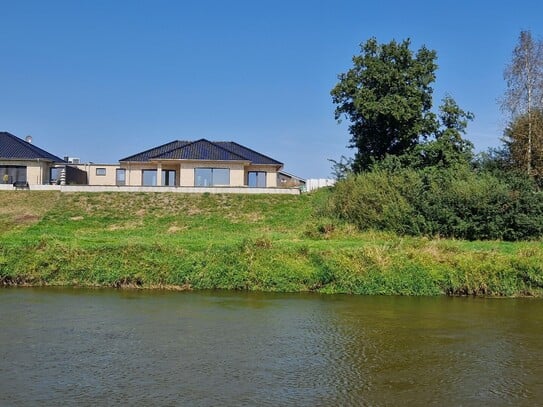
left=0, top=132, right=65, bottom=162
left=120, top=138, right=282, bottom=166
left=215, top=141, right=282, bottom=166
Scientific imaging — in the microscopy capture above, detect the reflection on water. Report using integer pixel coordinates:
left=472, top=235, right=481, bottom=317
left=1, top=288, right=542, bottom=406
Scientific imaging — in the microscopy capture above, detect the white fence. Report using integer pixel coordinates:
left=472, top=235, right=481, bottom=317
left=304, top=178, right=336, bottom=192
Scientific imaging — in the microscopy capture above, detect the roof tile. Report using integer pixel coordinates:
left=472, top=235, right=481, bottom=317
left=0, top=132, right=65, bottom=162
left=120, top=138, right=282, bottom=166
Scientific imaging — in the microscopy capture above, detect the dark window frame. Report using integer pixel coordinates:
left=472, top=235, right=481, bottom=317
left=194, top=167, right=230, bottom=187
left=1, top=165, right=27, bottom=184
left=248, top=171, right=267, bottom=188
left=142, top=169, right=157, bottom=186
left=161, top=169, right=176, bottom=186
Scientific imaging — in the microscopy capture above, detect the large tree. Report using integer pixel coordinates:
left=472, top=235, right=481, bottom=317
left=331, top=37, right=439, bottom=172
left=501, top=30, right=543, bottom=176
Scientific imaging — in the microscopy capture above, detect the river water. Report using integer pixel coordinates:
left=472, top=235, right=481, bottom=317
left=1, top=288, right=542, bottom=406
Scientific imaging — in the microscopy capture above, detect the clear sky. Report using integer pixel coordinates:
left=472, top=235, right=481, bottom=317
left=1, top=0, right=542, bottom=178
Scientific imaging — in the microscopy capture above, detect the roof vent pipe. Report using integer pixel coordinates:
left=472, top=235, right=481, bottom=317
left=25, top=135, right=32, bottom=144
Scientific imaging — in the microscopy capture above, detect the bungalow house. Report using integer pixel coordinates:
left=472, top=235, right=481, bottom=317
left=116, top=139, right=283, bottom=188
left=0, top=132, right=65, bottom=185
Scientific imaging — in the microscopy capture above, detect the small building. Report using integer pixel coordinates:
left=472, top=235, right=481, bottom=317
left=0, top=132, right=65, bottom=185
left=277, top=170, right=305, bottom=188
left=117, top=139, right=283, bottom=188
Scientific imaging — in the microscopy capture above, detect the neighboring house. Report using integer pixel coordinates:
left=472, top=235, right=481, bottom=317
left=277, top=170, right=305, bottom=188
left=0, top=132, right=65, bottom=185
left=118, top=139, right=283, bottom=188
left=1, top=133, right=293, bottom=190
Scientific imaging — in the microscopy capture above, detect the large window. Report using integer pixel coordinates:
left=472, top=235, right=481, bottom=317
left=116, top=169, right=126, bottom=186
left=96, top=168, right=107, bottom=176
left=142, top=170, right=157, bottom=186
left=141, top=169, right=176, bottom=186
left=248, top=171, right=267, bottom=187
left=194, top=168, right=230, bottom=186
left=1, top=165, right=27, bottom=184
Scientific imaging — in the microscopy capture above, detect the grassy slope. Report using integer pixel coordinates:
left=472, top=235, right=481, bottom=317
left=0, top=190, right=542, bottom=296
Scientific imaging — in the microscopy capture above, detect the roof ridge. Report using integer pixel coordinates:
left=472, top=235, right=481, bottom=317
left=167, top=139, right=248, bottom=161
left=198, top=139, right=248, bottom=161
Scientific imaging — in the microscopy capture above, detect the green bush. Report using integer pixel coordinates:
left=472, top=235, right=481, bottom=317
left=325, top=167, right=543, bottom=241
left=330, top=170, right=418, bottom=235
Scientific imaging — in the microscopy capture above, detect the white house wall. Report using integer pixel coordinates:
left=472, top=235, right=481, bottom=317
left=73, top=164, right=119, bottom=185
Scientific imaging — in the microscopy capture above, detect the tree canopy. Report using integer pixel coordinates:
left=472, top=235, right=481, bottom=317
left=331, top=37, right=439, bottom=172
left=422, top=95, right=474, bottom=168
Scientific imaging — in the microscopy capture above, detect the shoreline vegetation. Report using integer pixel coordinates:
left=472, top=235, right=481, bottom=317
left=1, top=191, right=542, bottom=297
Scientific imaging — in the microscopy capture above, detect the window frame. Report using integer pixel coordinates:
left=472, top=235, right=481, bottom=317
left=116, top=168, right=126, bottom=186
left=194, top=167, right=230, bottom=187
left=142, top=169, right=157, bottom=186
left=248, top=171, right=267, bottom=188
left=1, top=165, right=27, bottom=184
left=95, top=167, right=107, bottom=176
left=161, top=169, right=176, bottom=186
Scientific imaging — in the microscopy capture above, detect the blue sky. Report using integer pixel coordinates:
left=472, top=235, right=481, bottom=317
left=1, top=0, right=542, bottom=178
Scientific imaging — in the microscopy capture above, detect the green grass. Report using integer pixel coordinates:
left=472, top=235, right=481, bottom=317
left=0, top=190, right=542, bottom=296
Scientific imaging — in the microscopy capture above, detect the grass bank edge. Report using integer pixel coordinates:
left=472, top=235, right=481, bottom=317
left=0, top=190, right=542, bottom=297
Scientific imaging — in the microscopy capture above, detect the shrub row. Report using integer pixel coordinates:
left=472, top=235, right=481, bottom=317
left=325, top=167, right=543, bottom=240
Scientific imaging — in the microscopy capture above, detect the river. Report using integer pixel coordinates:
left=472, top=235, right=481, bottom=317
left=1, top=288, right=542, bottom=406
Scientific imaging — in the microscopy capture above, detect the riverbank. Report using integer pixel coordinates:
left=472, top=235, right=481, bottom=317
left=1, top=191, right=542, bottom=296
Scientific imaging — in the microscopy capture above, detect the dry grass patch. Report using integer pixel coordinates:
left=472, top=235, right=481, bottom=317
left=361, top=245, right=393, bottom=269
left=225, top=211, right=264, bottom=223
left=167, top=226, right=184, bottom=233
left=0, top=191, right=61, bottom=233
left=108, top=219, right=144, bottom=231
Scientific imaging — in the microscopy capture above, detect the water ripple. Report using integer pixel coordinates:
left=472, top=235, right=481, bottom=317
left=0, top=289, right=542, bottom=406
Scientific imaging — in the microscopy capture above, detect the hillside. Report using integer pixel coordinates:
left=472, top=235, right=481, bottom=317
left=0, top=191, right=542, bottom=296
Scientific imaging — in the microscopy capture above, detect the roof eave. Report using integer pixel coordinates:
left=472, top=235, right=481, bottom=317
left=120, top=158, right=252, bottom=164
left=0, top=157, right=61, bottom=163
